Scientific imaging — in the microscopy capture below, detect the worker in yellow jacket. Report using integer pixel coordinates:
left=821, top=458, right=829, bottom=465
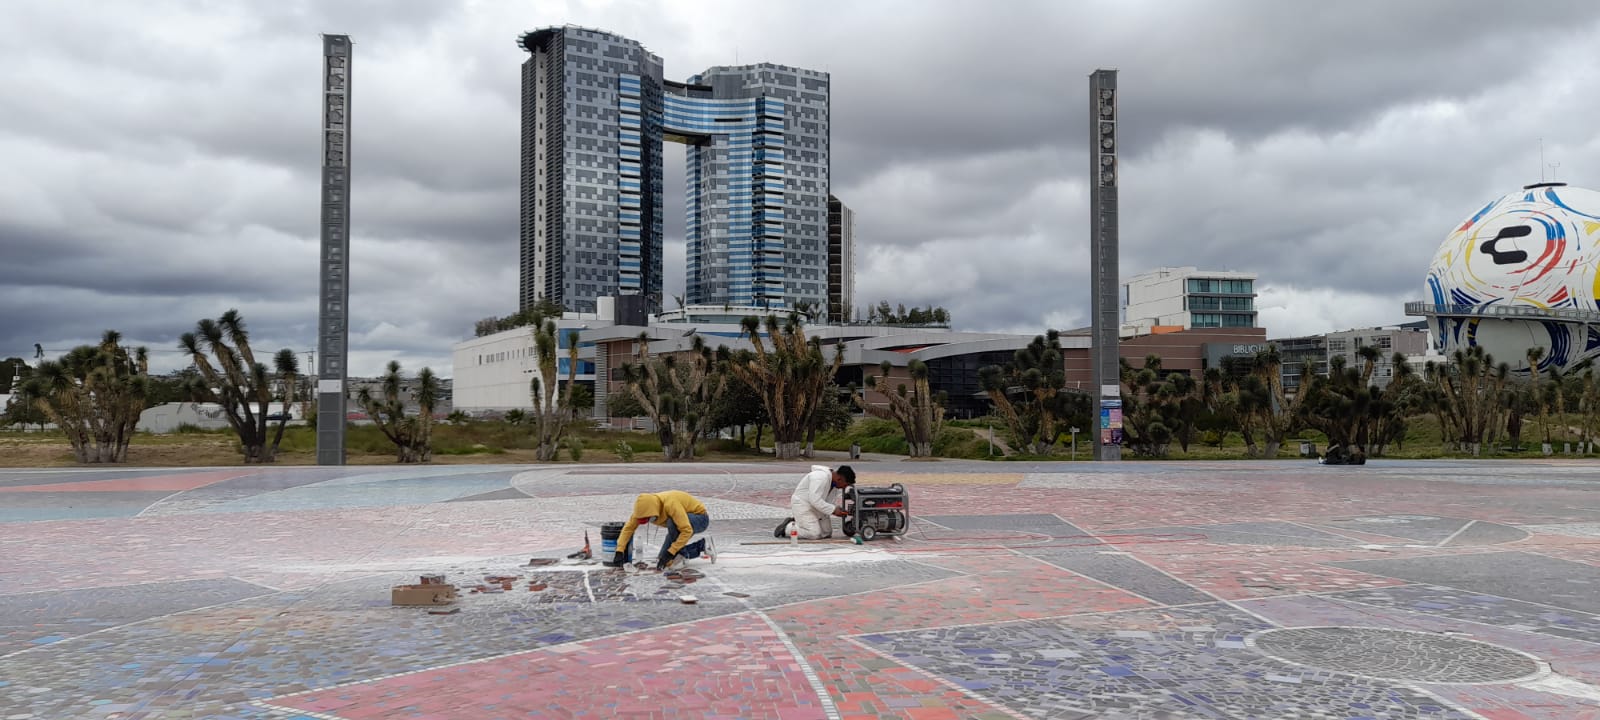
left=612, top=490, right=715, bottom=571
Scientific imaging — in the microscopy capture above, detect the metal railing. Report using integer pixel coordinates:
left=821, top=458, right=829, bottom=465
left=1404, top=301, right=1600, bottom=323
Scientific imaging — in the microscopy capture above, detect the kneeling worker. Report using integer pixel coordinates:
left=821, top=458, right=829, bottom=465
left=612, top=490, right=715, bottom=571
left=775, top=465, right=855, bottom=539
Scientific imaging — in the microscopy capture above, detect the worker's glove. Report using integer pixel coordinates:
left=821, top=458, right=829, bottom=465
left=612, top=552, right=628, bottom=566
left=654, top=557, right=670, bottom=572
left=832, top=509, right=849, bottom=517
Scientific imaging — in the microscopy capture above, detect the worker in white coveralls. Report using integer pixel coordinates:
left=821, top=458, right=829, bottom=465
left=774, top=465, right=856, bottom=539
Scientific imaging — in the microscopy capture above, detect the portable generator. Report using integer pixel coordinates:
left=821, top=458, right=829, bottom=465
left=840, top=483, right=910, bottom=541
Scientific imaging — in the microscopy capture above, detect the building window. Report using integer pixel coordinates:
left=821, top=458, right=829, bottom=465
left=1189, top=278, right=1254, bottom=294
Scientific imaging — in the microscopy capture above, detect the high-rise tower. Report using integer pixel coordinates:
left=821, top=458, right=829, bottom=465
left=518, top=26, right=830, bottom=314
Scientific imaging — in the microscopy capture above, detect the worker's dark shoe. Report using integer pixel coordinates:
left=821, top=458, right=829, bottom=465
left=774, top=518, right=793, bottom=538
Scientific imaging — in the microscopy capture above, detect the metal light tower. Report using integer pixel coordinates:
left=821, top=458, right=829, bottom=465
left=317, top=34, right=352, bottom=465
left=1089, top=69, right=1122, bottom=461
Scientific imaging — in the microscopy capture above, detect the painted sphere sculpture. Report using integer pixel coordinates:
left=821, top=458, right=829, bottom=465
left=1426, top=183, right=1600, bottom=374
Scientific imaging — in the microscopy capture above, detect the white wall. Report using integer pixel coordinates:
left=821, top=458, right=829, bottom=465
left=136, top=402, right=296, bottom=433
left=1121, top=270, right=1191, bottom=335
left=451, top=331, right=540, bottom=412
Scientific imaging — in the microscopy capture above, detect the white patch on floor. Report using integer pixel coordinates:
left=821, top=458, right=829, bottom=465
left=1522, top=522, right=1600, bottom=538
left=511, top=493, right=784, bottom=522
left=1519, top=672, right=1600, bottom=702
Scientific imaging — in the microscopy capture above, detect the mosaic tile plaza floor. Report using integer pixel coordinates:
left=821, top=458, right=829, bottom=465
left=3, top=459, right=1600, bottom=719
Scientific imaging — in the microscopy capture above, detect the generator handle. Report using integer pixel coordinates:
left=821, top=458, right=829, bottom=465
left=901, top=485, right=910, bottom=536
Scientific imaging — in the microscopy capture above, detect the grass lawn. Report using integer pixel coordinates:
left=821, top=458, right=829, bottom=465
left=3, top=413, right=1591, bottom=467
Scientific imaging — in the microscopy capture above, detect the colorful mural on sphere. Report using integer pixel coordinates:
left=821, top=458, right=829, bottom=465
left=1426, top=183, right=1600, bottom=373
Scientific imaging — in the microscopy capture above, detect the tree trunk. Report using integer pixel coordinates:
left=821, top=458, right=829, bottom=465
left=774, top=440, right=802, bottom=459
left=912, top=441, right=932, bottom=457
left=1263, top=440, right=1280, bottom=459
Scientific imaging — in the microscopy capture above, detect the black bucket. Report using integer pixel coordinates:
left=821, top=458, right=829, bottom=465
left=600, top=522, right=629, bottom=566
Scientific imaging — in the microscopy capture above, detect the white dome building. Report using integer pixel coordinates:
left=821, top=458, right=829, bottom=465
left=1409, top=182, right=1600, bottom=375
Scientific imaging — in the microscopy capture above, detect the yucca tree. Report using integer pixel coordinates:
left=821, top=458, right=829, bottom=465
left=19, top=331, right=150, bottom=463
left=979, top=330, right=1073, bottom=455
left=522, top=318, right=581, bottom=462
left=1116, top=355, right=1205, bottom=458
left=1300, top=354, right=1380, bottom=457
left=1577, top=365, right=1600, bottom=453
left=1527, top=347, right=1550, bottom=451
left=179, top=310, right=300, bottom=463
left=1369, top=352, right=1421, bottom=456
left=617, top=333, right=729, bottom=459
left=858, top=359, right=945, bottom=457
left=727, top=314, right=843, bottom=459
left=356, top=361, right=440, bottom=463
left=1425, top=346, right=1506, bottom=455
left=1243, top=345, right=1306, bottom=458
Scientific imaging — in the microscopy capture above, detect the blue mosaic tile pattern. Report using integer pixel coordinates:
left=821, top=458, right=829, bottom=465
left=856, top=604, right=1474, bottom=719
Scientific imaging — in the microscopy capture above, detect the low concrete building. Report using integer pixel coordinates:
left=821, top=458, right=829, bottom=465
left=451, top=299, right=1264, bottom=421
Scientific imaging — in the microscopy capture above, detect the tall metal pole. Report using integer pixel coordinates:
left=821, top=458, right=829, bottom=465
left=1089, top=69, right=1122, bottom=461
left=317, top=35, right=352, bottom=465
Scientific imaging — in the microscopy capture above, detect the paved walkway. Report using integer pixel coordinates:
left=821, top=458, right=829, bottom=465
left=2, top=459, right=1600, bottom=718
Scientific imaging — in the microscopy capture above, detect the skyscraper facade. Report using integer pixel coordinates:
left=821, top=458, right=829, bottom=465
left=518, top=26, right=830, bottom=314
left=827, top=194, right=854, bottom=322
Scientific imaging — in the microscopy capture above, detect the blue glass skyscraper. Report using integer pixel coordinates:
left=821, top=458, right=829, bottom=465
left=518, top=26, right=831, bottom=315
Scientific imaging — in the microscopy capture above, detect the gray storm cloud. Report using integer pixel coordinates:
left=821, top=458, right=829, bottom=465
left=3, top=0, right=1599, bottom=375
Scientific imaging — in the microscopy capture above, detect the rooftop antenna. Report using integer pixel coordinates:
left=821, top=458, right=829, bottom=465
left=1549, top=161, right=1561, bottom=182
left=1540, top=138, right=1547, bottom=182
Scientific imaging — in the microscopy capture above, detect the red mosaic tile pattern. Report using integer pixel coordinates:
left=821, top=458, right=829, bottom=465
left=0, top=469, right=256, bottom=494
left=815, top=636, right=1020, bottom=720
left=1515, top=535, right=1600, bottom=566
left=271, top=611, right=825, bottom=720
left=1424, top=685, right=1600, bottom=720
left=1134, top=545, right=1409, bottom=599
left=783, top=553, right=1150, bottom=635
left=760, top=554, right=1143, bottom=720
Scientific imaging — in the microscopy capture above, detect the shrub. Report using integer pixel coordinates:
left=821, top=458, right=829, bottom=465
left=566, top=435, right=584, bottom=462
left=614, top=440, right=635, bottom=462
left=931, top=427, right=988, bottom=459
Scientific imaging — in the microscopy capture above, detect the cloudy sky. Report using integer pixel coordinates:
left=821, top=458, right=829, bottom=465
left=5, top=0, right=1600, bottom=377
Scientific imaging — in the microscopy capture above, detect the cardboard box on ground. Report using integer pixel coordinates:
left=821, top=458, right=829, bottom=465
left=392, top=583, right=458, bottom=606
